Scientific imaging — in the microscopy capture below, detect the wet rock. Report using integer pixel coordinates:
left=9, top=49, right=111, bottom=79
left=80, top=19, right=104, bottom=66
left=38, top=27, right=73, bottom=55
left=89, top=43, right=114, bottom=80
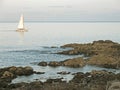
left=15, top=67, right=24, bottom=76
left=15, top=66, right=34, bottom=76
left=24, top=66, right=34, bottom=75
left=8, top=82, right=29, bottom=90
left=57, top=71, right=70, bottom=75
left=57, top=50, right=80, bottom=55
left=51, top=46, right=58, bottom=48
left=0, top=79, right=9, bottom=88
left=38, top=61, right=47, bottom=66
left=45, top=78, right=63, bottom=83
left=0, top=66, right=36, bottom=90
left=34, top=71, right=45, bottom=74
left=48, top=61, right=62, bottom=67
left=71, top=72, right=85, bottom=83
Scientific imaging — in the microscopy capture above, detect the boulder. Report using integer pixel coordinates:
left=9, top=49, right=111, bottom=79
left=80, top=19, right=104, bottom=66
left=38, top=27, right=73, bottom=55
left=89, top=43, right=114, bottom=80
left=1, top=71, right=14, bottom=79
left=15, top=66, right=34, bottom=76
left=9, top=66, right=17, bottom=74
left=48, top=61, right=61, bottom=67
left=24, top=66, right=34, bottom=75
left=15, top=67, right=24, bottom=76
left=38, top=61, right=47, bottom=66
left=62, top=57, right=86, bottom=67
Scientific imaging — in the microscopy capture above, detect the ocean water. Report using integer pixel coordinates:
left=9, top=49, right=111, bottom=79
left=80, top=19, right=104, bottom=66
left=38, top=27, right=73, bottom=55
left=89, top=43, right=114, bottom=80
left=0, top=22, right=120, bottom=83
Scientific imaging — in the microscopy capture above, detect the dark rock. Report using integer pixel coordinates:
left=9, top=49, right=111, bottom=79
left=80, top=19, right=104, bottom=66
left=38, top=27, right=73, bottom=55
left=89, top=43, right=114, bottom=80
left=15, top=66, right=34, bottom=76
left=9, top=66, right=17, bottom=74
left=57, top=71, right=70, bottom=75
left=51, top=46, right=58, bottom=48
left=48, top=61, right=62, bottom=67
left=15, top=67, right=24, bottom=76
left=45, top=78, right=63, bottom=83
left=38, top=61, right=47, bottom=66
left=34, top=71, right=45, bottom=74
left=23, top=66, right=34, bottom=75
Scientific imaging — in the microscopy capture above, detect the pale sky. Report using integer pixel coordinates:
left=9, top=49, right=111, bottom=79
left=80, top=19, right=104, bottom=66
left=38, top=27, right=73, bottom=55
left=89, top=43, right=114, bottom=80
left=0, top=0, right=120, bottom=22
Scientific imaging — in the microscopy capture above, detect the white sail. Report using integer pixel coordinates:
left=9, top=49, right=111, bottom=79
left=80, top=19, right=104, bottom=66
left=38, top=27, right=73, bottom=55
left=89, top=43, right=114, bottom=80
left=18, top=14, right=24, bottom=29
left=16, top=14, right=28, bottom=32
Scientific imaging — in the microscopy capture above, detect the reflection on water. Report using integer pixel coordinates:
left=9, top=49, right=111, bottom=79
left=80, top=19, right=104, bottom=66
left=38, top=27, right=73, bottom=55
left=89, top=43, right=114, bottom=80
left=18, top=32, right=24, bottom=45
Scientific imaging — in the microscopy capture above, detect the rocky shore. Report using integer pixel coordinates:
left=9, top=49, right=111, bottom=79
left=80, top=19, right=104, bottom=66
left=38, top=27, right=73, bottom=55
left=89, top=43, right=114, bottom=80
left=1, top=40, right=120, bottom=90
left=38, top=57, right=86, bottom=68
left=56, top=40, right=120, bottom=69
left=0, top=66, right=120, bottom=90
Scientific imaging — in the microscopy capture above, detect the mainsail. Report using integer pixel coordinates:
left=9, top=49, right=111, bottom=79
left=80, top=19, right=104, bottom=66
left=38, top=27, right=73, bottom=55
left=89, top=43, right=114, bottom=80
left=16, top=14, right=28, bottom=32
left=18, top=14, right=24, bottom=29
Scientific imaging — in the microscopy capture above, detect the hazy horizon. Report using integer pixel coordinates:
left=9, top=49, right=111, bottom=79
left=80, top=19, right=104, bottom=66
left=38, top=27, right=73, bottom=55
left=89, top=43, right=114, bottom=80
left=0, top=0, right=120, bottom=22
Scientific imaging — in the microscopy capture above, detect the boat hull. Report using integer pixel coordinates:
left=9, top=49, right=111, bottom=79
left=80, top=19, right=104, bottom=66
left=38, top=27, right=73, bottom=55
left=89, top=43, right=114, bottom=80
left=16, top=29, right=28, bottom=32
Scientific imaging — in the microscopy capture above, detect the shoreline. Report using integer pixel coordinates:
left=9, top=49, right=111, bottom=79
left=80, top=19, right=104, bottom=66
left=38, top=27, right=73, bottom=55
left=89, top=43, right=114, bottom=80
left=0, top=40, right=120, bottom=90
left=0, top=66, right=120, bottom=90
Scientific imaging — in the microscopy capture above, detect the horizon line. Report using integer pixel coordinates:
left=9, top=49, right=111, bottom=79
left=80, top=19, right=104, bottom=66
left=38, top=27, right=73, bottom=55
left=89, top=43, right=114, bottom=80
left=0, top=21, right=120, bottom=23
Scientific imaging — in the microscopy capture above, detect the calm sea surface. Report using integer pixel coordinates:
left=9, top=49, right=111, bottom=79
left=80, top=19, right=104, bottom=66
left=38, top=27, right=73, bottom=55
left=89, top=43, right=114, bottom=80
left=0, top=22, right=120, bottom=83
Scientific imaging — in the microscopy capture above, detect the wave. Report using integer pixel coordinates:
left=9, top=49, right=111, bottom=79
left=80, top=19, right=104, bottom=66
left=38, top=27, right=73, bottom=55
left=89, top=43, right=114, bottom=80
left=8, top=50, right=52, bottom=54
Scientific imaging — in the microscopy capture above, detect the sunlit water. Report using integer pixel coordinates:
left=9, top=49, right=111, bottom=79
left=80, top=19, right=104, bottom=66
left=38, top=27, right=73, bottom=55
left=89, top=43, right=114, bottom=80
left=0, top=22, right=120, bottom=83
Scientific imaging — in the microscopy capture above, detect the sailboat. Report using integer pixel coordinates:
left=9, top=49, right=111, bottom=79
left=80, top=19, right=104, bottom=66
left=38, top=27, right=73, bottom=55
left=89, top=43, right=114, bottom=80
left=16, top=14, right=28, bottom=32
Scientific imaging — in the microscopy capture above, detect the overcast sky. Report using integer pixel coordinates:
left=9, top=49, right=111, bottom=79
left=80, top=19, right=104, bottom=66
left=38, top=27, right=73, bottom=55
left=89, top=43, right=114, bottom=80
left=0, top=0, right=120, bottom=22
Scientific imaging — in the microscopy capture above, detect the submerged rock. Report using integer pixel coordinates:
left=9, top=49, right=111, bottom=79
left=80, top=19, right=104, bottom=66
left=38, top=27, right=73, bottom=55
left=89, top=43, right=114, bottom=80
left=34, top=71, right=45, bottom=74
left=57, top=71, right=70, bottom=75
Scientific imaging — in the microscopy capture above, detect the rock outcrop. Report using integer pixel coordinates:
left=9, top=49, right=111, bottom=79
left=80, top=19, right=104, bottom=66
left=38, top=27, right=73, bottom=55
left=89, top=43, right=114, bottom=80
left=58, top=40, right=120, bottom=56
left=0, top=66, right=35, bottom=90
left=1, top=70, right=119, bottom=90
left=61, top=57, right=86, bottom=67
left=87, top=54, right=120, bottom=69
left=57, top=40, right=120, bottom=69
